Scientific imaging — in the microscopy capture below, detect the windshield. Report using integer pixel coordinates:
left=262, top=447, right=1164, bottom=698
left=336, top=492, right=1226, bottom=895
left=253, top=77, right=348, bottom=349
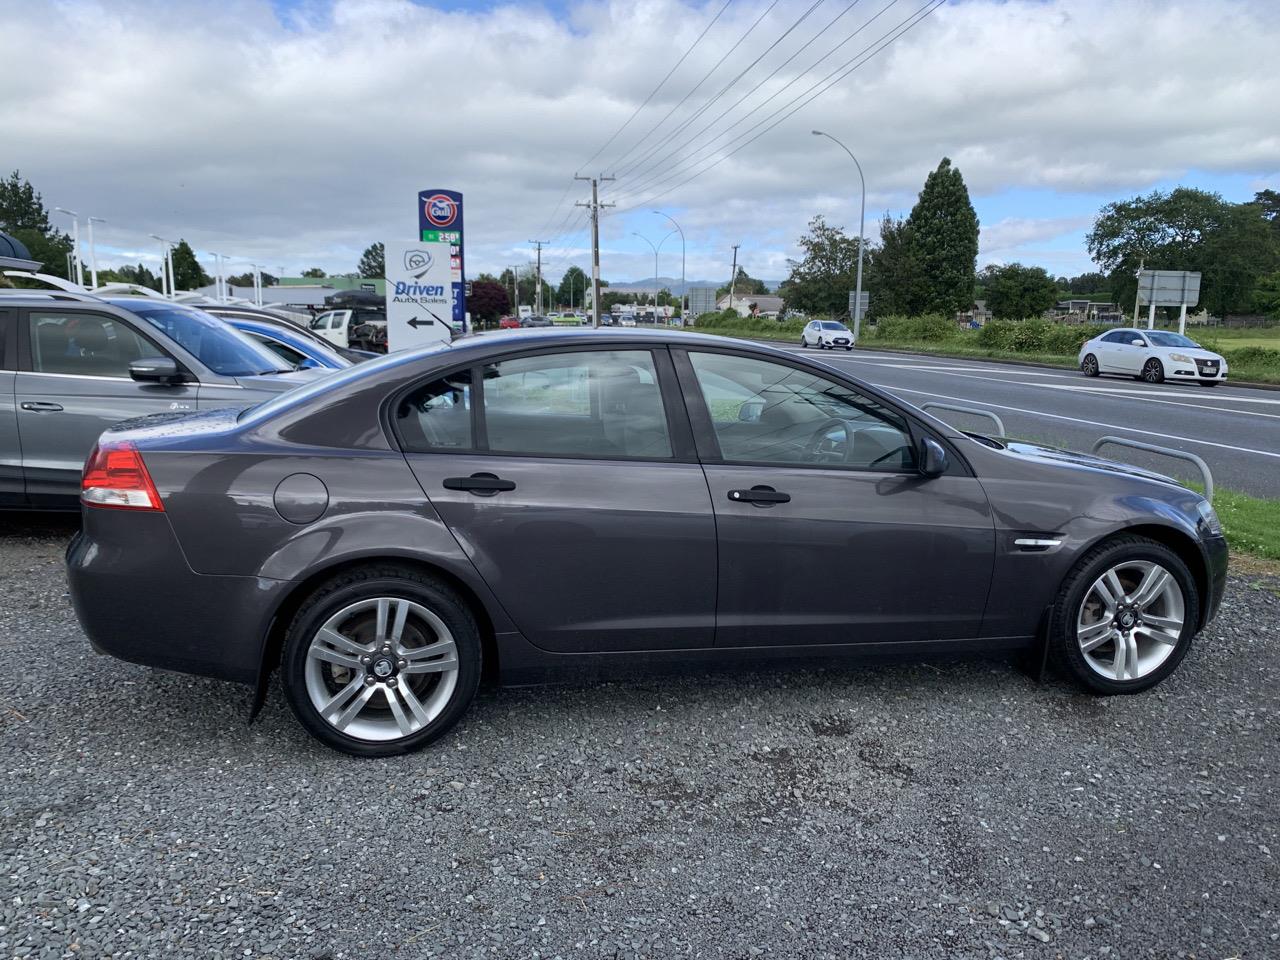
left=820, top=322, right=848, bottom=331
left=237, top=341, right=452, bottom=423
left=242, top=321, right=348, bottom=368
left=1146, top=331, right=1200, bottom=348
left=111, top=301, right=286, bottom=376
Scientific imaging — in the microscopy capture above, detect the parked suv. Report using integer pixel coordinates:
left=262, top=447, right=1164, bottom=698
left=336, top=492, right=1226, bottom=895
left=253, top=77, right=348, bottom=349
left=0, top=291, right=322, bottom=508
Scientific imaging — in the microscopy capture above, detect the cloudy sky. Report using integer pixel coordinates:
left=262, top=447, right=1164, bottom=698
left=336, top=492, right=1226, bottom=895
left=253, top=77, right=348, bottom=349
left=3, top=0, right=1278, bottom=288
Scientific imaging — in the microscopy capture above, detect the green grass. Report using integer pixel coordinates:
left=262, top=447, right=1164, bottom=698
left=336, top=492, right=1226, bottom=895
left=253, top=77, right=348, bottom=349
left=1205, top=487, right=1280, bottom=560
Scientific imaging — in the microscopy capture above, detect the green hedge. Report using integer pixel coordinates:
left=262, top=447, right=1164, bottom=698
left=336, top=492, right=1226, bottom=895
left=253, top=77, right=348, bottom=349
left=976, top=319, right=1107, bottom=354
left=695, top=310, right=806, bottom=336
left=873, top=314, right=958, bottom=342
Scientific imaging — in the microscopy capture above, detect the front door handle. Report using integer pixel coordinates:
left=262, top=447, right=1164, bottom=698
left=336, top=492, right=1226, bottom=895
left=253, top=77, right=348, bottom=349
left=20, top=401, right=64, bottom=412
left=443, top=473, right=517, bottom=496
left=728, top=485, right=791, bottom=506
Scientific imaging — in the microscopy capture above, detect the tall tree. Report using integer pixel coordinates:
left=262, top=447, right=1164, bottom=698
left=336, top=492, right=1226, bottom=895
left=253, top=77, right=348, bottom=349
left=778, top=215, right=861, bottom=315
left=170, top=240, right=211, bottom=291
left=0, top=170, right=73, bottom=279
left=1087, top=188, right=1280, bottom=316
left=716, top=266, right=769, bottom=298
left=904, top=157, right=979, bottom=314
left=358, top=242, right=384, bottom=278
left=865, top=213, right=923, bottom=318
left=557, top=265, right=588, bottom=308
left=982, top=263, right=1058, bottom=320
left=468, top=279, right=510, bottom=325
left=301, top=267, right=327, bottom=279
left=225, top=270, right=278, bottom=287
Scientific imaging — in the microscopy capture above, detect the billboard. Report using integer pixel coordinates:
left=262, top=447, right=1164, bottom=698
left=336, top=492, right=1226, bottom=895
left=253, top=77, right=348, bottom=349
left=847, top=290, right=869, bottom=316
left=1137, top=270, right=1200, bottom=307
left=418, top=189, right=465, bottom=325
left=687, top=286, right=718, bottom=318
left=384, top=240, right=454, bottom=349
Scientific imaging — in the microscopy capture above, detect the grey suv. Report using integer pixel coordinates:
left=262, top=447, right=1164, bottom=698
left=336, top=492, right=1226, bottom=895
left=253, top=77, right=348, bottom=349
left=0, top=292, right=321, bottom=508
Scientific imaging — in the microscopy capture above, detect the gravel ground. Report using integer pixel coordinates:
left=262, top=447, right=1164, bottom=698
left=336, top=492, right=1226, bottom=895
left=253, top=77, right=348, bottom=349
left=2, top=515, right=1278, bottom=960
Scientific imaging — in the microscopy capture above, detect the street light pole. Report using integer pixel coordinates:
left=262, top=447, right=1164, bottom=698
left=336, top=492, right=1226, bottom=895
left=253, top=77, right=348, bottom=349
left=632, top=231, right=675, bottom=324
left=653, top=210, right=685, bottom=325
left=812, top=130, right=866, bottom=343
left=150, top=235, right=176, bottom=297
left=87, top=217, right=105, bottom=288
left=55, top=208, right=82, bottom=287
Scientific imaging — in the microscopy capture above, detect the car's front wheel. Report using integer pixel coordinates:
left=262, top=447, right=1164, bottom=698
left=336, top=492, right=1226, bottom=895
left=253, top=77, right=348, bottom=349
left=1049, top=536, right=1198, bottom=694
left=281, top=566, right=482, bottom=756
left=1081, top=353, right=1099, bottom=377
left=1141, top=358, right=1165, bottom=384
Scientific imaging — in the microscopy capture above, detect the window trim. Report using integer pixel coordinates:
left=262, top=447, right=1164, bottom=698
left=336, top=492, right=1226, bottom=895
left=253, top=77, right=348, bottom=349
left=672, top=345, right=966, bottom=477
left=17, top=307, right=181, bottom=380
left=388, top=344, right=697, bottom=463
left=0, top=307, right=14, bottom=371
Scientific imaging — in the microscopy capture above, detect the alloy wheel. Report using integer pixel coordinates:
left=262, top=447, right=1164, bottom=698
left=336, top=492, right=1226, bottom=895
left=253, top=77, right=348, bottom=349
left=1142, top=359, right=1164, bottom=383
left=304, top=596, right=459, bottom=742
left=1076, top=560, right=1184, bottom=681
left=1082, top=354, right=1098, bottom=376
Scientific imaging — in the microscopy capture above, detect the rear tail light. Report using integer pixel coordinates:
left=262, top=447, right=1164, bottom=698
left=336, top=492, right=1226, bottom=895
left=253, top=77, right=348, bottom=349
left=81, top=441, right=165, bottom=511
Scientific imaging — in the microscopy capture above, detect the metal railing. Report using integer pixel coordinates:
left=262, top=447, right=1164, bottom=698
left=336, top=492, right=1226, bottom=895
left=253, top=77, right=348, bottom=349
left=1090, top=436, right=1214, bottom=502
left=920, top=402, right=1006, bottom=437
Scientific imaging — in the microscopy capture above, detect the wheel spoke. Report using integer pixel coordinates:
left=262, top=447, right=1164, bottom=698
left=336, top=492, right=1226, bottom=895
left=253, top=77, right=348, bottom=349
left=1079, top=620, right=1115, bottom=652
left=384, top=686, right=415, bottom=736
left=1142, top=611, right=1183, bottom=634
left=310, top=645, right=363, bottom=671
left=401, top=638, right=458, bottom=675
left=331, top=684, right=378, bottom=731
left=319, top=675, right=364, bottom=716
left=397, top=681, right=435, bottom=726
left=1098, top=570, right=1125, bottom=610
left=1113, top=632, right=1128, bottom=680
left=1135, top=624, right=1179, bottom=646
left=316, top=626, right=374, bottom=657
left=1131, top=568, right=1171, bottom=610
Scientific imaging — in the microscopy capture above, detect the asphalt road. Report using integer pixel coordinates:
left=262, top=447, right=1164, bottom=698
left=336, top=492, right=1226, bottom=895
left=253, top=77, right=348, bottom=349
left=3, top=517, right=1279, bottom=959
left=782, top=346, right=1280, bottom=498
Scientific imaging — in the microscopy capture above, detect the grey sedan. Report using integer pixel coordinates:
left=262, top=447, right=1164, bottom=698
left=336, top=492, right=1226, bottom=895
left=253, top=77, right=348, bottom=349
left=67, top=329, right=1227, bottom=756
left=1, top=292, right=321, bottom=507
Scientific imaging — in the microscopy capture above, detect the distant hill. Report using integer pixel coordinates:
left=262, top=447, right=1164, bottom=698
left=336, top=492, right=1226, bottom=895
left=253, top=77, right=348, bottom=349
left=609, top=276, right=783, bottom=292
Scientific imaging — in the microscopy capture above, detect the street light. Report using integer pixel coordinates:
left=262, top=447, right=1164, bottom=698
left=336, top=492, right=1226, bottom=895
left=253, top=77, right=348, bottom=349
left=86, top=217, right=105, bottom=288
left=54, top=207, right=83, bottom=287
left=812, top=130, right=866, bottom=344
left=632, top=231, right=676, bottom=325
left=150, top=235, right=177, bottom=297
left=209, top=252, right=225, bottom=301
left=652, top=211, right=685, bottom=325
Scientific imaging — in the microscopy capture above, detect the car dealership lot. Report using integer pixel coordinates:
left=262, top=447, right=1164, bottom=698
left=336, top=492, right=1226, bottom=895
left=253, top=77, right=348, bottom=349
left=2, top=516, right=1278, bottom=959
left=787, top=347, right=1280, bottom=497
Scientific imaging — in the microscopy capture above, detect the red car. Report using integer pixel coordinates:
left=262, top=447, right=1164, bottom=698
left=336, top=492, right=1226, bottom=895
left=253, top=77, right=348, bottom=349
left=498, top=315, right=521, bottom=329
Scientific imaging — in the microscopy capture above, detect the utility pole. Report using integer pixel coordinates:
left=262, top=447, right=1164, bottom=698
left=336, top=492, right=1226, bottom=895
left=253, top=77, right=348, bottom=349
left=1132, top=260, right=1145, bottom=326
left=728, top=244, right=740, bottom=312
left=576, top=174, right=615, bottom=328
left=55, top=208, right=83, bottom=287
left=528, top=240, right=548, bottom=315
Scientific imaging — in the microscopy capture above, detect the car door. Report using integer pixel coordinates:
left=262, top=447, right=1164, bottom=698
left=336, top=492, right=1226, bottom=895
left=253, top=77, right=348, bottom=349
left=1107, top=331, right=1145, bottom=373
left=15, top=308, right=198, bottom=502
left=675, top=347, right=996, bottom=647
left=309, top=311, right=337, bottom=345
left=396, top=345, right=717, bottom=653
left=0, top=307, right=21, bottom=506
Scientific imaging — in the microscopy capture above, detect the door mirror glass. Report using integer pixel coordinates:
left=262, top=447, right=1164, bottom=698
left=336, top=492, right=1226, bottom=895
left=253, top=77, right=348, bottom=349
left=918, top=437, right=948, bottom=477
left=129, top=356, right=182, bottom=383
left=737, top=399, right=764, bottom=423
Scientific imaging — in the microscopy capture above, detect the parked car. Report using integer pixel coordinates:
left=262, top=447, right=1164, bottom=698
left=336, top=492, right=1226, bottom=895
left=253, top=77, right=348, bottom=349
left=0, top=291, right=322, bottom=509
left=67, top=329, right=1226, bottom=756
left=203, top=305, right=379, bottom=363
left=224, top=316, right=351, bottom=371
left=309, top=308, right=388, bottom=352
left=1078, top=328, right=1227, bottom=385
left=520, top=315, right=552, bottom=328
left=498, top=316, right=521, bottom=329
left=801, top=320, right=854, bottom=350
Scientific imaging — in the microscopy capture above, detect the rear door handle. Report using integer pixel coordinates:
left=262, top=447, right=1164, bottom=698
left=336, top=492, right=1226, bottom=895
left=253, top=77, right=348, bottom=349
left=20, top=401, right=64, bottom=412
left=443, top=473, right=517, bottom=496
left=728, top=486, right=791, bottom=505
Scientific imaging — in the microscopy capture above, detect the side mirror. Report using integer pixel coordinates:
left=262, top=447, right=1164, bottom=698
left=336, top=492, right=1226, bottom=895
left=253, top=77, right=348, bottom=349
left=738, top=400, right=765, bottom=423
left=297, top=357, right=322, bottom=370
left=918, top=437, right=948, bottom=478
left=129, top=356, right=183, bottom=384
left=1130, top=339, right=1145, bottom=346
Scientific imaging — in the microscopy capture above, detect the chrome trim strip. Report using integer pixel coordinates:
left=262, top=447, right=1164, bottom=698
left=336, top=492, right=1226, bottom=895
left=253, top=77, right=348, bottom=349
left=1015, top=538, right=1062, bottom=548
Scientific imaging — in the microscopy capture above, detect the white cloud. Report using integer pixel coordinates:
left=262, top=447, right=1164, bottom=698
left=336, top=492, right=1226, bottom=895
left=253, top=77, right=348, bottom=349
left=2, top=0, right=1277, bottom=283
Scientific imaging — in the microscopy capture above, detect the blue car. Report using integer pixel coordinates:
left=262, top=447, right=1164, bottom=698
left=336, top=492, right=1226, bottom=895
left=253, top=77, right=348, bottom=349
left=224, top=317, right=352, bottom=371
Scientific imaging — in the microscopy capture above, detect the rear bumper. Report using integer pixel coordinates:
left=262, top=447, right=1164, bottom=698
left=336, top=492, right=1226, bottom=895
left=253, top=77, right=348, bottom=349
left=66, top=509, right=287, bottom=684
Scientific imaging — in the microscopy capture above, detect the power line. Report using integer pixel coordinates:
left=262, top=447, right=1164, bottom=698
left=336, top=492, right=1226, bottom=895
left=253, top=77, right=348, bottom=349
left=612, top=0, right=826, bottom=181
left=608, top=0, right=946, bottom=216
left=613, top=0, right=871, bottom=194
left=598, top=0, right=782, bottom=174
left=581, top=0, right=736, bottom=173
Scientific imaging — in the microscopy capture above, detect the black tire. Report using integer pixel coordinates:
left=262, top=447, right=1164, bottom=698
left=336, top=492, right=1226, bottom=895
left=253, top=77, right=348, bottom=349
left=1141, top=358, right=1165, bottom=384
left=281, top=565, right=482, bottom=757
left=845, top=346, right=853, bottom=351
left=1048, top=535, right=1199, bottom=695
left=1081, top=353, right=1100, bottom=377
left=1199, top=380, right=1220, bottom=388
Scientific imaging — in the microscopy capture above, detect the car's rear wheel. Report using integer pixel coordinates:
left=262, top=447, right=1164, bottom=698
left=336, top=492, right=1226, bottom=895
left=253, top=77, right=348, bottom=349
left=281, top=566, right=481, bottom=756
left=1141, top=358, right=1165, bottom=384
left=1081, top=353, right=1099, bottom=377
left=1049, top=536, right=1198, bottom=694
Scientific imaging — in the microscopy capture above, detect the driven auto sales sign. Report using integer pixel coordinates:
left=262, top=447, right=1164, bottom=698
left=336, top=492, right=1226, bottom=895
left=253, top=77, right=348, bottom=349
left=418, top=189, right=465, bottom=325
left=384, top=239, right=454, bottom=349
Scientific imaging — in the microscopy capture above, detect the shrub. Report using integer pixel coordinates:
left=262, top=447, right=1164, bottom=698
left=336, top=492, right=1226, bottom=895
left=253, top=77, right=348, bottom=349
left=976, top=320, right=1106, bottom=355
left=874, top=313, right=958, bottom=342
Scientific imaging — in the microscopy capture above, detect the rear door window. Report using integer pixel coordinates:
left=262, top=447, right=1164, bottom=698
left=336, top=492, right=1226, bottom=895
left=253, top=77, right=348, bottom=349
left=27, top=312, right=158, bottom=378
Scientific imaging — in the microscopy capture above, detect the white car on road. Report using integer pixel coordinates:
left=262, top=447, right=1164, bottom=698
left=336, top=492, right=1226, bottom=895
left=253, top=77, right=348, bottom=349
left=1078, top=328, right=1227, bottom=386
left=801, top=320, right=854, bottom=350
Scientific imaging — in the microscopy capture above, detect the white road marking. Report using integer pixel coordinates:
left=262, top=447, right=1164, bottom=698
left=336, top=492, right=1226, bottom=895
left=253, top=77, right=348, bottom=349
left=876, top=383, right=1280, bottom=461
